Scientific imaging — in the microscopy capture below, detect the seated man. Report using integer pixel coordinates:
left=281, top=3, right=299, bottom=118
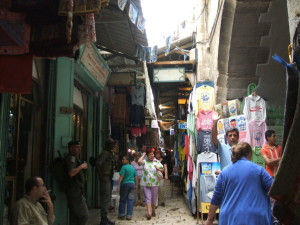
left=12, top=176, right=54, bottom=225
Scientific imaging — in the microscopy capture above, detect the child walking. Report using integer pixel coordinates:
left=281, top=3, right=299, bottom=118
left=117, top=155, right=138, bottom=220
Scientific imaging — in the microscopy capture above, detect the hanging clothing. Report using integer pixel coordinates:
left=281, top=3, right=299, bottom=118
left=194, top=85, right=215, bottom=114
left=131, top=85, right=146, bottom=107
left=131, top=104, right=145, bottom=127
left=228, top=99, right=238, bottom=116
left=196, top=130, right=215, bottom=154
left=196, top=110, right=217, bottom=131
left=194, top=152, right=218, bottom=188
left=243, top=95, right=266, bottom=121
left=236, top=115, right=247, bottom=131
left=245, top=120, right=267, bottom=148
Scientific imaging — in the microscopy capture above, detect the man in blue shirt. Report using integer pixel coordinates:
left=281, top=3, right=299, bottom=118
left=212, top=118, right=239, bottom=170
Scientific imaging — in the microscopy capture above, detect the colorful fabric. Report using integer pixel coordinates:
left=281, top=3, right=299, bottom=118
left=245, top=120, right=267, bottom=148
left=211, top=158, right=273, bottom=225
left=196, top=110, right=217, bottom=131
left=0, top=10, right=30, bottom=55
left=76, top=14, right=96, bottom=48
left=195, top=85, right=215, bottom=114
left=260, top=144, right=282, bottom=177
left=0, top=54, right=32, bottom=93
left=228, top=99, right=238, bottom=116
left=243, top=94, right=266, bottom=121
left=252, top=147, right=266, bottom=168
left=236, top=115, right=247, bottom=131
left=119, top=164, right=137, bottom=184
left=140, top=159, right=163, bottom=187
left=197, top=130, right=215, bottom=154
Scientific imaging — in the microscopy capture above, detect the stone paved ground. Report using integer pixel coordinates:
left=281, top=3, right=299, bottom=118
left=87, top=180, right=218, bottom=225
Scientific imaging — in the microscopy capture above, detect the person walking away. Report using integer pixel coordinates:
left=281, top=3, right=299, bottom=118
left=261, top=130, right=282, bottom=178
left=138, top=149, right=164, bottom=220
left=117, top=155, right=138, bottom=220
left=95, top=138, right=117, bottom=225
left=131, top=152, right=145, bottom=206
left=205, top=142, right=273, bottom=225
left=155, top=149, right=168, bottom=207
left=12, top=176, right=54, bottom=225
left=65, top=140, right=89, bottom=225
left=212, top=117, right=239, bottom=173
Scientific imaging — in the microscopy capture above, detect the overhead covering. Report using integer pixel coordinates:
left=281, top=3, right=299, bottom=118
left=95, top=0, right=148, bottom=59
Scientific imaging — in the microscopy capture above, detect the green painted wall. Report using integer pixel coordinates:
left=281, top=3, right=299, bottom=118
left=53, top=57, right=74, bottom=225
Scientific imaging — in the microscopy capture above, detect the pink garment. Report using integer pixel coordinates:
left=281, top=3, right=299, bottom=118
left=245, top=120, right=267, bottom=147
left=185, top=135, right=189, bottom=159
left=187, top=156, right=193, bottom=182
left=196, top=110, right=217, bottom=131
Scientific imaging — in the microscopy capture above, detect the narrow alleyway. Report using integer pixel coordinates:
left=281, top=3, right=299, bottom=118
left=87, top=180, right=216, bottom=225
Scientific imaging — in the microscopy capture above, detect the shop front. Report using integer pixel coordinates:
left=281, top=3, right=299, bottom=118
left=49, top=43, right=111, bottom=224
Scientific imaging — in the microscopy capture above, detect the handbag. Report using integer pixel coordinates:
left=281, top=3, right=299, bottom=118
left=157, top=171, right=163, bottom=180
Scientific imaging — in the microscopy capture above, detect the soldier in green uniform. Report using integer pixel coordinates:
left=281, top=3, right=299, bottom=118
left=66, top=140, right=89, bottom=225
left=95, top=138, right=117, bottom=225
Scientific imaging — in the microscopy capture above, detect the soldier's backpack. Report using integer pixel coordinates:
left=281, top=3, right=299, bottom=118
left=51, top=151, right=68, bottom=192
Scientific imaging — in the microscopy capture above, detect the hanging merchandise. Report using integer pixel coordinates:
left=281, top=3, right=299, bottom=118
left=252, top=147, right=266, bottom=168
left=228, top=115, right=238, bottom=129
left=245, top=120, right=267, bottom=148
left=117, top=0, right=128, bottom=11
left=228, top=99, right=238, bottom=116
left=76, top=14, right=97, bottom=49
left=216, top=119, right=225, bottom=135
left=243, top=93, right=266, bottom=121
left=198, top=162, right=220, bottom=213
left=137, top=15, right=145, bottom=33
left=150, top=45, right=158, bottom=63
left=222, top=104, right=230, bottom=118
left=0, top=10, right=30, bottom=55
left=194, top=81, right=216, bottom=114
left=236, top=114, right=247, bottom=131
left=134, top=44, right=146, bottom=61
left=196, top=130, right=216, bottom=154
left=131, top=84, right=146, bottom=107
left=196, top=110, right=218, bottom=131
left=165, top=35, right=172, bottom=55
left=145, top=46, right=152, bottom=63
left=128, top=1, right=138, bottom=24
left=214, top=104, right=223, bottom=118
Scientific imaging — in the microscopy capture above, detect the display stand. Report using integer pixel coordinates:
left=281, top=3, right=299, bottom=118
left=197, top=162, right=220, bottom=225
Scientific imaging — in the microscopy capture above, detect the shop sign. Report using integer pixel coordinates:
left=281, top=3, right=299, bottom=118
left=80, top=44, right=110, bottom=88
left=153, top=67, right=185, bottom=83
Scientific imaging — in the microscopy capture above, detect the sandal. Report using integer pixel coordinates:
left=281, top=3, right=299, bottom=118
left=145, top=214, right=151, bottom=220
left=152, top=212, right=156, bottom=217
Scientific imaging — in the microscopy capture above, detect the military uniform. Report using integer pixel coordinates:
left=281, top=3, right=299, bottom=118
left=95, top=149, right=115, bottom=225
left=66, top=153, right=88, bottom=225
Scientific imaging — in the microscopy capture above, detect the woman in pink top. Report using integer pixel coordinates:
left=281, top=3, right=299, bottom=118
left=131, top=152, right=145, bottom=206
